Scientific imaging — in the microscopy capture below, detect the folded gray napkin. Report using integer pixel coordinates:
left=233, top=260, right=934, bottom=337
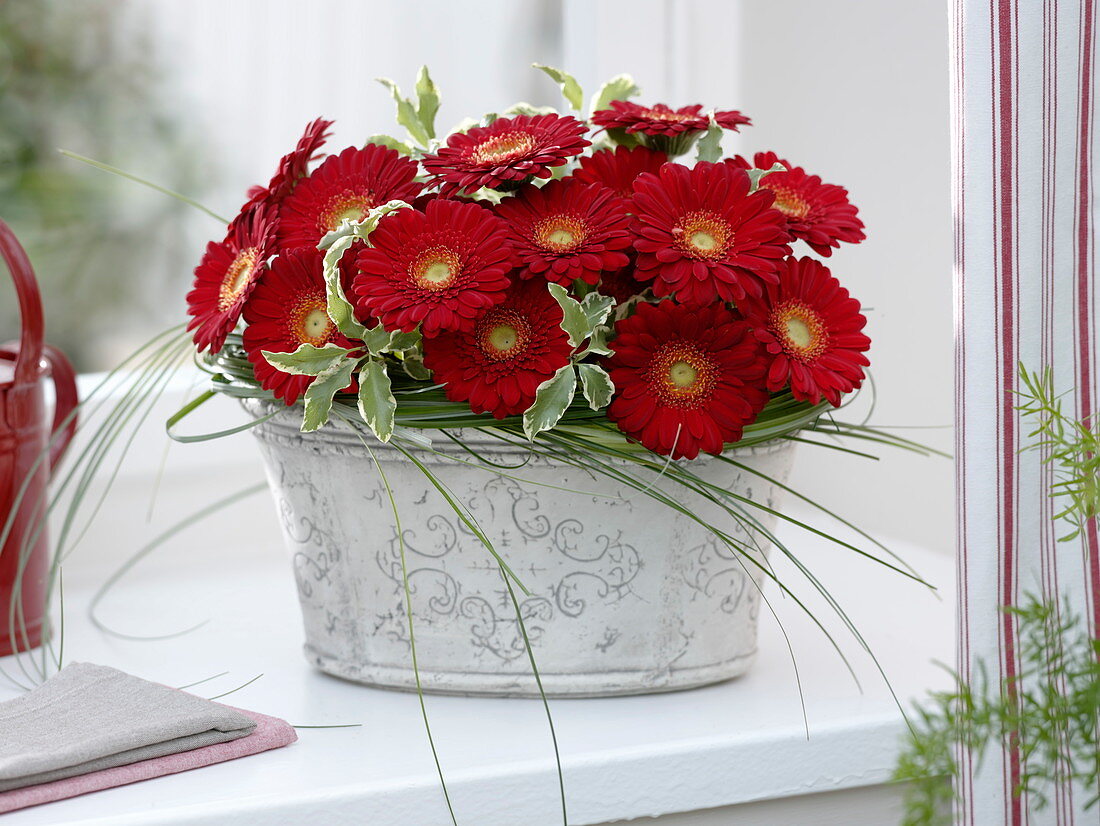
left=0, top=662, right=256, bottom=792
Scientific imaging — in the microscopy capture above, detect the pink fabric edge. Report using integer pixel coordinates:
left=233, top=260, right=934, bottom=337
left=0, top=705, right=297, bottom=814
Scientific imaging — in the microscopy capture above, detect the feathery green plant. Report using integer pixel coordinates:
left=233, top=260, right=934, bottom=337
left=894, top=365, right=1100, bottom=824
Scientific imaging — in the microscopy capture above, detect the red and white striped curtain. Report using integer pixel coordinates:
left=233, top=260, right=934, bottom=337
left=952, top=0, right=1098, bottom=822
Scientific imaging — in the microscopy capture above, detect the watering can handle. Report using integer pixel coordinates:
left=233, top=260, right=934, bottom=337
left=0, top=219, right=44, bottom=387
left=43, top=345, right=78, bottom=470
left=0, top=219, right=79, bottom=470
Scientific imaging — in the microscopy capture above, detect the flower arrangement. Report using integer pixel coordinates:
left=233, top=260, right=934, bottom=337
left=20, top=66, right=936, bottom=825
left=183, top=66, right=871, bottom=459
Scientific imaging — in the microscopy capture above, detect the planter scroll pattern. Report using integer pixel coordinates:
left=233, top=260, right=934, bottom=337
left=247, top=399, right=797, bottom=697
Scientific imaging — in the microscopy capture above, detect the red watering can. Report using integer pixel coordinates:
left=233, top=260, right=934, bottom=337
left=0, top=219, right=78, bottom=656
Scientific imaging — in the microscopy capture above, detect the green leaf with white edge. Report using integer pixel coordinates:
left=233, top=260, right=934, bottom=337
left=532, top=63, right=583, bottom=111
left=361, top=325, right=395, bottom=357
left=320, top=235, right=368, bottom=340
left=301, top=357, right=358, bottom=432
left=361, top=326, right=422, bottom=358
left=546, top=283, right=590, bottom=348
left=401, top=353, right=432, bottom=381
left=580, top=325, right=613, bottom=358
left=319, top=201, right=411, bottom=340
left=387, top=330, right=422, bottom=353
left=358, top=360, right=397, bottom=442
left=502, top=101, right=559, bottom=117
left=747, top=162, right=787, bottom=192
left=366, top=134, right=414, bottom=155
left=446, top=117, right=480, bottom=136
left=414, top=66, right=440, bottom=140
left=590, top=73, right=640, bottom=115
left=695, top=116, right=723, bottom=163
left=580, top=291, right=614, bottom=329
left=262, top=342, right=356, bottom=377
left=376, top=77, right=431, bottom=147
left=523, top=364, right=577, bottom=440
left=577, top=362, right=615, bottom=411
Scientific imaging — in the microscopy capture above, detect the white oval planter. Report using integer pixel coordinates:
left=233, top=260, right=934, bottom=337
left=245, top=400, right=796, bottom=698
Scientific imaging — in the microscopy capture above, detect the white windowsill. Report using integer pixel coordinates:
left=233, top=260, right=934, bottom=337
left=0, top=373, right=954, bottom=825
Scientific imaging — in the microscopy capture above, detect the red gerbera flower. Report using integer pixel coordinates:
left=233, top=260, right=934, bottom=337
left=351, top=199, right=515, bottom=335
left=739, top=256, right=871, bottom=407
left=229, top=118, right=335, bottom=232
left=242, top=248, right=356, bottom=405
left=278, top=144, right=423, bottom=251
left=605, top=300, right=770, bottom=460
left=727, top=152, right=865, bottom=257
left=422, top=279, right=573, bottom=419
left=572, top=146, right=668, bottom=199
left=591, top=101, right=751, bottom=156
left=494, top=179, right=632, bottom=286
left=186, top=203, right=278, bottom=353
left=598, top=264, right=648, bottom=305
left=631, top=161, right=791, bottom=305
left=422, top=114, right=590, bottom=194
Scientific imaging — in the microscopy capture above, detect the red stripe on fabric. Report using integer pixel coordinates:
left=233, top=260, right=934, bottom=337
left=995, top=0, right=1023, bottom=821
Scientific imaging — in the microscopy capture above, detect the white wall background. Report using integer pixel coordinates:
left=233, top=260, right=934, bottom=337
left=132, top=0, right=954, bottom=554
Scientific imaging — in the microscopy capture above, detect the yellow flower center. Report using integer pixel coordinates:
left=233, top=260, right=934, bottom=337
left=674, top=211, right=732, bottom=259
left=411, top=247, right=461, bottom=291
left=320, top=191, right=376, bottom=232
left=535, top=214, right=587, bottom=253
left=471, top=131, right=537, bottom=165
left=218, top=247, right=260, bottom=311
left=668, top=360, right=698, bottom=388
left=488, top=324, right=519, bottom=352
left=477, top=308, right=530, bottom=361
left=301, top=308, right=332, bottom=344
left=770, top=299, right=829, bottom=362
left=766, top=184, right=810, bottom=220
left=650, top=342, right=717, bottom=408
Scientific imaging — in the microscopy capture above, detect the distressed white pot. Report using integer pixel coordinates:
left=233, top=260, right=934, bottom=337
left=244, top=399, right=797, bottom=698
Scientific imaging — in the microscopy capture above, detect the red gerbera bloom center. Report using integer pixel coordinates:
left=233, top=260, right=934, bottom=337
left=471, top=131, right=537, bottom=165
left=218, top=247, right=260, bottom=310
left=648, top=341, right=718, bottom=408
left=411, top=246, right=462, bottom=291
left=534, top=213, right=588, bottom=253
left=765, top=184, right=811, bottom=220
left=476, top=308, right=531, bottom=361
left=673, top=211, right=732, bottom=259
left=320, top=191, right=376, bottom=232
left=644, top=109, right=695, bottom=124
left=769, top=299, right=830, bottom=362
left=289, top=298, right=334, bottom=347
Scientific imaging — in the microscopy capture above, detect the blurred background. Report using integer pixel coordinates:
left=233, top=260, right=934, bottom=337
left=0, top=0, right=953, bottom=551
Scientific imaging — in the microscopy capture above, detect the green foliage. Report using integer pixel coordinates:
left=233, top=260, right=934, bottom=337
left=895, top=366, right=1100, bottom=822
left=375, top=69, right=440, bottom=148
left=261, top=342, right=354, bottom=376
left=577, top=363, right=614, bottom=411
left=502, top=102, right=559, bottom=117
left=365, top=134, right=414, bottom=155
left=747, top=163, right=787, bottom=192
left=590, top=73, right=640, bottom=115
left=695, top=118, right=724, bottom=163
left=523, top=365, right=578, bottom=440
left=1017, top=366, right=1100, bottom=540
left=301, top=357, right=357, bottom=433
left=532, top=63, right=583, bottom=111
left=358, top=360, right=397, bottom=442
left=319, top=200, right=410, bottom=340
left=895, top=598, right=1100, bottom=824
left=413, top=66, right=440, bottom=140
